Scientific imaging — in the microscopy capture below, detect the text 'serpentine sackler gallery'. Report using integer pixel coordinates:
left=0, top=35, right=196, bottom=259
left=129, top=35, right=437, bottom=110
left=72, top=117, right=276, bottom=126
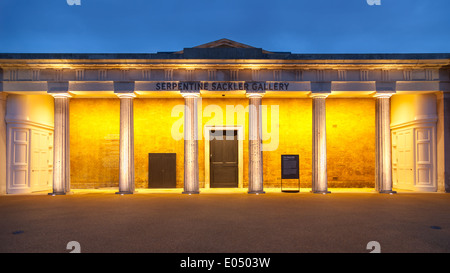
left=1, top=39, right=450, bottom=195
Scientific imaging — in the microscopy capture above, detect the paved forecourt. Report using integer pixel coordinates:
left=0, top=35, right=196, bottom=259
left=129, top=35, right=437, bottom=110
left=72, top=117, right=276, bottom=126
left=0, top=192, right=449, bottom=253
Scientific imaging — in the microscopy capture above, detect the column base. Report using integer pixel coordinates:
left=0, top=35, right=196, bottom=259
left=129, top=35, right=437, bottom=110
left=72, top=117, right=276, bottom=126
left=310, top=190, right=331, bottom=194
left=379, top=190, right=397, bottom=194
left=48, top=192, right=67, bottom=196
left=248, top=191, right=265, bottom=194
left=115, top=191, right=134, bottom=195
left=182, top=191, right=200, bottom=195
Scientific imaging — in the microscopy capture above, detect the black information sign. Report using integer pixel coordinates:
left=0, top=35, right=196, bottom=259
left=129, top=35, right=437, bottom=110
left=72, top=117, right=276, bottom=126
left=281, top=155, right=299, bottom=179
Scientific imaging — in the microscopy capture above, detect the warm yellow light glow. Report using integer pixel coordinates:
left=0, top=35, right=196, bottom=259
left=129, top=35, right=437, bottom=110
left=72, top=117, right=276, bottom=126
left=70, top=98, right=120, bottom=189
left=51, top=93, right=72, bottom=98
left=246, top=93, right=263, bottom=98
left=373, top=93, right=394, bottom=99
left=115, top=92, right=136, bottom=99
left=70, top=97, right=375, bottom=189
left=326, top=98, right=375, bottom=188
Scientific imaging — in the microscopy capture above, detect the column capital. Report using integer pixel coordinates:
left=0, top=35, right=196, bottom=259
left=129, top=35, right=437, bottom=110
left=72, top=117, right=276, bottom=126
left=310, top=92, right=330, bottom=99
left=116, top=92, right=136, bottom=99
left=181, top=92, right=200, bottom=98
left=246, top=92, right=264, bottom=98
left=373, top=92, right=395, bottom=99
left=51, top=92, right=72, bottom=98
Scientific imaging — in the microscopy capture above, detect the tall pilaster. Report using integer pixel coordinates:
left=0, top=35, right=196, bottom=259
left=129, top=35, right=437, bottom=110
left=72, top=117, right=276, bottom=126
left=437, top=92, right=450, bottom=193
left=247, top=93, right=264, bottom=194
left=50, top=93, right=71, bottom=195
left=182, top=93, right=199, bottom=194
left=375, top=93, right=396, bottom=194
left=311, top=93, right=330, bottom=194
left=0, top=93, right=7, bottom=195
left=116, top=93, right=135, bottom=194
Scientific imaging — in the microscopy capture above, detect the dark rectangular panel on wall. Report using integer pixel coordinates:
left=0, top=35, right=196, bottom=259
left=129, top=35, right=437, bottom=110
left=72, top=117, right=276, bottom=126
left=148, top=153, right=176, bottom=188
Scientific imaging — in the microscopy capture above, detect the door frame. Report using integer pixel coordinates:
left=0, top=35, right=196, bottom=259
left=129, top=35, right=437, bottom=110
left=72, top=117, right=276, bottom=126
left=204, top=125, right=243, bottom=189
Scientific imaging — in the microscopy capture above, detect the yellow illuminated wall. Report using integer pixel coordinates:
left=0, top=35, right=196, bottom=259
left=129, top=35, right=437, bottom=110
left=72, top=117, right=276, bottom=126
left=70, top=98, right=185, bottom=189
left=199, top=98, right=249, bottom=187
left=262, top=98, right=313, bottom=188
left=134, top=98, right=185, bottom=188
left=69, top=97, right=375, bottom=189
left=70, top=99, right=120, bottom=189
left=326, top=99, right=375, bottom=187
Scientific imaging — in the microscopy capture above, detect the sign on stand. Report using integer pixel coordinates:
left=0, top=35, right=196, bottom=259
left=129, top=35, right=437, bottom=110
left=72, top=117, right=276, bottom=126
left=281, top=155, right=300, bottom=193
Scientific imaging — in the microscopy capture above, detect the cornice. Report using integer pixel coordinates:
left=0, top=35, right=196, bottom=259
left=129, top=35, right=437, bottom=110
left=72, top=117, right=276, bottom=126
left=0, top=58, right=449, bottom=70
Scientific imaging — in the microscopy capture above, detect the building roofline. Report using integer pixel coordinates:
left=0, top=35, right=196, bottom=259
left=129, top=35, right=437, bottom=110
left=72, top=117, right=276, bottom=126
left=0, top=52, right=449, bottom=60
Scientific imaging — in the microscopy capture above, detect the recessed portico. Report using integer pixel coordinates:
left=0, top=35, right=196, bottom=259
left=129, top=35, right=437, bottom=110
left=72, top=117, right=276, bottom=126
left=0, top=39, right=449, bottom=195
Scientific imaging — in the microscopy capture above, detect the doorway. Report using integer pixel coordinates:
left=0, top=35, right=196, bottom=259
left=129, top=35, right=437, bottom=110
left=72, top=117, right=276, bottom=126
left=210, top=129, right=239, bottom=188
left=392, top=125, right=437, bottom=192
left=203, top=125, right=244, bottom=189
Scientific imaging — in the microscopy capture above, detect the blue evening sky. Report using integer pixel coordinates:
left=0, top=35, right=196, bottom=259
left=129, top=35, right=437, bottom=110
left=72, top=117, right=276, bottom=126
left=0, top=0, right=449, bottom=54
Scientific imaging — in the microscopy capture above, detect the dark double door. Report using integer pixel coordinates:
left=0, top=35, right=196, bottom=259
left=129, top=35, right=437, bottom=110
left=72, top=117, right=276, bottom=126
left=148, top=153, right=176, bottom=188
left=210, top=130, right=239, bottom=188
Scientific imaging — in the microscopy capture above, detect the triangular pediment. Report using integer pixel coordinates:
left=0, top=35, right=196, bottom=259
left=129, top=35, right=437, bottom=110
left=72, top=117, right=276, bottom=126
left=173, top=38, right=274, bottom=55
left=193, top=38, right=256, bottom=49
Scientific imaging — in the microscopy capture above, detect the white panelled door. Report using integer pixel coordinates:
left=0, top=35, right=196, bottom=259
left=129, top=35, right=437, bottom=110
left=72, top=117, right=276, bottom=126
left=30, top=130, right=52, bottom=192
left=393, top=129, right=415, bottom=190
left=415, top=127, right=435, bottom=190
left=7, top=124, right=53, bottom=194
left=8, top=128, right=30, bottom=193
left=392, top=124, right=437, bottom=192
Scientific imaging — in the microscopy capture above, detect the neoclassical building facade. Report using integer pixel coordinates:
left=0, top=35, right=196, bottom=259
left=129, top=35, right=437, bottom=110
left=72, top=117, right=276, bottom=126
left=0, top=39, right=449, bottom=195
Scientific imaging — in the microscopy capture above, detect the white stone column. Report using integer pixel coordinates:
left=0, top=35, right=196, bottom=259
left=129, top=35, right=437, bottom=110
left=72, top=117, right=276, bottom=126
left=311, top=93, right=330, bottom=194
left=116, top=93, right=135, bottom=194
left=375, top=93, right=396, bottom=194
left=437, top=92, right=450, bottom=193
left=248, top=93, right=265, bottom=194
left=0, top=93, right=7, bottom=195
left=182, top=93, right=199, bottom=194
left=49, top=93, right=71, bottom=195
